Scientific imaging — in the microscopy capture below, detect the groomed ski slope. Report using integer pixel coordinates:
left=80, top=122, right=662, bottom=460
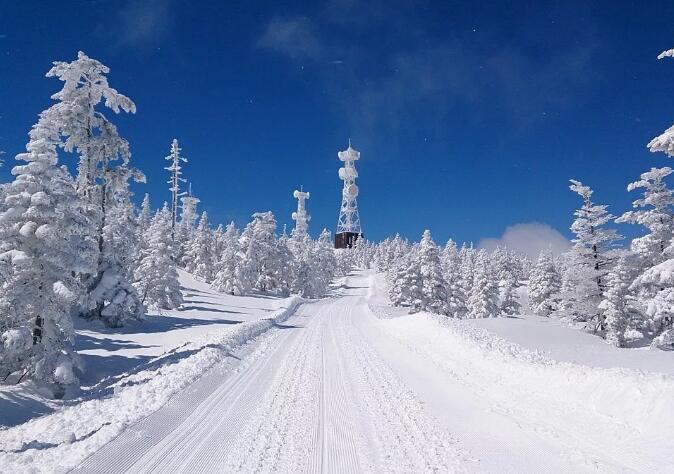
left=3, top=271, right=674, bottom=473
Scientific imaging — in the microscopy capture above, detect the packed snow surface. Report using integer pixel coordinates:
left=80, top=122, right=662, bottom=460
left=2, top=271, right=673, bottom=473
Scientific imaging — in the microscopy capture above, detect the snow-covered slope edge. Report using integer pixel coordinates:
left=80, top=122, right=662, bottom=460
left=372, top=310, right=674, bottom=472
left=0, top=295, right=303, bottom=473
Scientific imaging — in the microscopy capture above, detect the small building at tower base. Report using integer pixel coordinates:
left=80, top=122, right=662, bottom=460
left=335, top=231, right=363, bottom=249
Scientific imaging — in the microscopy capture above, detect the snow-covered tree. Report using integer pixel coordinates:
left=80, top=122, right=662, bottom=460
left=0, top=111, right=96, bottom=386
left=238, top=212, right=284, bottom=294
left=599, top=256, right=637, bottom=347
left=165, top=139, right=187, bottom=241
left=185, top=211, right=216, bottom=282
left=137, top=194, right=152, bottom=236
left=212, top=222, right=245, bottom=295
left=561, top=180, right=621, bottom=327
left=459, top=245, right=476, bottom=301
left=417, top=230, right=447, bottom=314
left=39, top=51, right=145, bottom=326
left=389, top=248, right=423, bottom=311
left=616, top=168, right=674, bottom=270
left=133, top=204, right=183, bottom=310
left=467, top=250, right=499, bottom=318
left=441, top=240, right=467, bottom=318
left=492, top=248, right=522, bottom=316
left=314, top=229, right=337, bottom=295
left=528, top=251, right=562, bottom=316
left=86, top=175, right=145, bottom=327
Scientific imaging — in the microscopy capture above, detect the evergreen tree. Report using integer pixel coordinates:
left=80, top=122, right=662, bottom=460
left=389, top=248, right=423, bottom=311
left=599, top=256, right=636, bottom=347
left=562, top=180, right=621, bottom=327
left=185, top=211, right=216, bottom=282
left=417, top=230, right=448, bottom=314
left=238, top=212, right=283, bottom=293
left=314, top=229, right=337, bottom=296
left=528, top=251, right=562, bottom=316
left=165, top=139, right=187, bottom=241
left=467, top=250, right=499, bottom=318
left=212, top=222, right=244, bottom=295
left=137, top=194, right=152, bottom=236
left=441, top=240, right=468, bottom=318
left=133, top=205, right=183, bottom=310
left=0, top=110, right=96, bottom=386
left=41, top=51, right=145, bottom=326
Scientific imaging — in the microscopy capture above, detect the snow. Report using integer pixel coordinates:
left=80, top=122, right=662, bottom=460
left=0, top=270, right=302, bottom=473
left=468, top=311, right=674, bottom=374
left=365, top=273, right=674, bottom=472
left=3, top=270, right=674, bottom=473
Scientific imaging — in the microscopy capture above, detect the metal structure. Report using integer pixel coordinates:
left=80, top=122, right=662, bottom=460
left=335, top=140, right=363, bottom=249
left=292, top=187, right=310, bottom=236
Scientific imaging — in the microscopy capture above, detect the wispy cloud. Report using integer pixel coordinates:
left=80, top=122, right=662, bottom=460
left=257, top=17, right=322, bottom=61
left=112, top=0, right=175, bottom=47
left=478, top=222, right=571, bottom=258
left=255, top=3, right=599, bottom=135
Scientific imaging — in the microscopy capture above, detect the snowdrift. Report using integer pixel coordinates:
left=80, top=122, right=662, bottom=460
left=374, top=311, right=674, bottom=472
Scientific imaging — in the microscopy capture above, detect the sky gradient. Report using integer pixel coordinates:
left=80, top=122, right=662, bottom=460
left=2, top=1, right=674, bottom=252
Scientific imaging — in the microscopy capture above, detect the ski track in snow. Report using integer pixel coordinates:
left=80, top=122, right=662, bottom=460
left=71, top=281, right=472, bottom=474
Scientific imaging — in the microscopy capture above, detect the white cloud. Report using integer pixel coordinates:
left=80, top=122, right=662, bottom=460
left=478, top=222, right=570, bottom=258
left=257, top=17, right=322, bottom=60
left=117, top=0, right=174, bottom=47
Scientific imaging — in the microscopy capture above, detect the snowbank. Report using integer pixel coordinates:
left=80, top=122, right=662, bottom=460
left=374, top=311, right=674, bottom=471
left=0, top=295, right=302, bottom=473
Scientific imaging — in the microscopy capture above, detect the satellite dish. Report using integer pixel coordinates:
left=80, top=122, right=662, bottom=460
left=346, top=184, right=359, bottom=197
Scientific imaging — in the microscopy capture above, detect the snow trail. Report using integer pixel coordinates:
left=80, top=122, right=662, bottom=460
left=72, top=279, right=471, bottom=474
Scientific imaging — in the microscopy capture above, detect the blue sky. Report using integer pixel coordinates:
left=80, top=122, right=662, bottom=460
left=1, top=1, right=674, bottom=251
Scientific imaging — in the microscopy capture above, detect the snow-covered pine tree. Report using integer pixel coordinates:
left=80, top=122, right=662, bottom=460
left=616, top=168, right=674, bottom=271
left=185, top=212, right=216, bottom=282
left=274, top=232, right=293, bottom=297
left=212, top=222, right=245, bottom=295
left=417, top=230, right=448, bottom=314
left=528, top=250, right=562, bottom=316
left=213, top=224, right=225, bottom=257
left=599, top=255, right=637, bottom=347
left=467, top=249, right=500, bottom=318
left=133, top=204, right=183, bottom=310
left=238, top=212, right=283, bottom=294
left=561, top=180, right=621, bottom=328
left=459, top=244, right=476, bottom=301
left=137, top=194, right=152, bottom=236
left=314, top=229, right=337, bottom=296
left=42, top=51, right=145, bottom=326
left=491, top=248, right=523, bottom=316
left=176, top=186, right=200, bottom=266
left=442, top=239, right=468, bottom=318
left=87, top=170, right=145, bottom=327
left=388, top=247, right=423, bottom=311
left=287, top=233, right=314, bottom=298
left=165, top=139, right=187, bottom=242
left=0, top=112, right=96, bottom=387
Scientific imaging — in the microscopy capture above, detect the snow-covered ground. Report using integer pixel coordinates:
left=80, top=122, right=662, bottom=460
left=2, top=270, right=673, bottom=473
left=0, top=271, right=301, bottom=472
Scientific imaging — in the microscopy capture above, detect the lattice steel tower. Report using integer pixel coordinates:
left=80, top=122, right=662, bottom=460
left=292, top=187, right=310, bottom=237
left=335, top=140, right=363, bottom=248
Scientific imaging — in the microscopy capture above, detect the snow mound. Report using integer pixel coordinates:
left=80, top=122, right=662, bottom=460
left=375, top=311, right=674, bottom=472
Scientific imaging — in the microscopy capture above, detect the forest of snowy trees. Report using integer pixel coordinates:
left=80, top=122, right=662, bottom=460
left=0, top=52, right=341, bottom=390
left=383, top=47, right=674, bottom=352
left=3, top=45, right=674, bottom=393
